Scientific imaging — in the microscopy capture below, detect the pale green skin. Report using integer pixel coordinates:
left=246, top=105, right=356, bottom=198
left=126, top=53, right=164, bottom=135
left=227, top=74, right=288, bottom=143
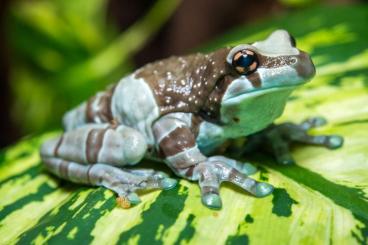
left=197, top=86, right=299, bottom=153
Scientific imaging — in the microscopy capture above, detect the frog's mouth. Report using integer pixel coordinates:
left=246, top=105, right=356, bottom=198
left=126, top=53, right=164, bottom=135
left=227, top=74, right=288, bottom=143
left=222, top=84, right=298, bottom=106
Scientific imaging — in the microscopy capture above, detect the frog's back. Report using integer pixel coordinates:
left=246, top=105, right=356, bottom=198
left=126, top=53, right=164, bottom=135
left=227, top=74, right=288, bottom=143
left=134, top=48, right=230, bottom=115
left=62, top=48, right=230, bottom=144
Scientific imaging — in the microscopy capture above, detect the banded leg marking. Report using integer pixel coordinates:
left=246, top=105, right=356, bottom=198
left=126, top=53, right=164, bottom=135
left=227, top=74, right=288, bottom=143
left=41, top=123, right=147, bottom=166
left=86, top=85, right=116, bottom=124
left=43, top=157, right=92, bottom=185
left=153, top=113, right=273, bottom=209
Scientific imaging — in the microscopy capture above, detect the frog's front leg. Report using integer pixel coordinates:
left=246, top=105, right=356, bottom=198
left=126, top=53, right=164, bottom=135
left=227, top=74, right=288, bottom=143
left=40, top=123, right=177, bottom=207
left=244, top=117, right=344, bottom=165
left=153, top=113, right=273, bottom=209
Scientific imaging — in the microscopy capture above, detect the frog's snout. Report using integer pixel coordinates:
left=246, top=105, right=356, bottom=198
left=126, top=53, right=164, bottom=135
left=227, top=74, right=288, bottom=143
left=294, top=51, right=316, bottom=80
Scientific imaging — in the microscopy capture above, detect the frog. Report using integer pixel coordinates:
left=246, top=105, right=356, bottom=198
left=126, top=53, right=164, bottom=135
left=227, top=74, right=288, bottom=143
left=40, top=30, right=343, bottom=209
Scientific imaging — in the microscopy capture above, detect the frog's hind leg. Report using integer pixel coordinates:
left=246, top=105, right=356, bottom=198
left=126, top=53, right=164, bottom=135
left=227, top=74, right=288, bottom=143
left=40, top=123, right=177, bottom=207
left=245, top=117, right=343, bottom=165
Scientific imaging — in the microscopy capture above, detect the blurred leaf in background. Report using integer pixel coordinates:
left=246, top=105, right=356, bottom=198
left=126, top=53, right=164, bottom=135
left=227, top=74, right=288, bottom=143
left=279, top=0, right=319, bottom=8
left=6, top=0, right=181, bottom=135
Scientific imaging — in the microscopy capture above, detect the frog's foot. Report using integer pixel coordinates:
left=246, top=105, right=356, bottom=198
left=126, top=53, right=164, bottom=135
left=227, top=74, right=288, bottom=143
left=190, top=160, right=273, bottom=209
left=42, top=157, right=177, bottom=208
left=89, top=164, right=177, bottom=208
left=249, top=117, right=344, bottom=165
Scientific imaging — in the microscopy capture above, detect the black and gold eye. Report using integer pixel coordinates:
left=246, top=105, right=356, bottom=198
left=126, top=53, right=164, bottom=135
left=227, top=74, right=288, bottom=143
left=232, top=49, right=258, bottom=75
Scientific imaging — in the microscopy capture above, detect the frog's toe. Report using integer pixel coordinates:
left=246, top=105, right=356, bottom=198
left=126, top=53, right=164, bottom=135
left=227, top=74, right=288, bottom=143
left=253, top=182, right=274, bottom=197
left=126, top=192, right=141, bottom=205
left=276, top=154, right=295, bottom=165
left=325, top=135, right=344, bottom=149
left=301, top=116, right=327, bottom=130
left=241, top=163, right=258, bottom=175
left=160, top=178, right=178, bottom=190
left=202, top=193, right=222, bottom=210
left=220, top=165, right=274, bottom=198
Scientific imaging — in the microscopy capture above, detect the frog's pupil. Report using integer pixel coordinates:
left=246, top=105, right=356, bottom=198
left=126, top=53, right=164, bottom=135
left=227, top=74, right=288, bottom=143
left=236, top=54, right=254, bottom=68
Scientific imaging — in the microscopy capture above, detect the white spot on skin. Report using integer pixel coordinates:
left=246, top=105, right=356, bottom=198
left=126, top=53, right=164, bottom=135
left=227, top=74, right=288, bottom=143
left=177, top=101, right=187, bottom=108
left=166, top=72, right=173, bottom=80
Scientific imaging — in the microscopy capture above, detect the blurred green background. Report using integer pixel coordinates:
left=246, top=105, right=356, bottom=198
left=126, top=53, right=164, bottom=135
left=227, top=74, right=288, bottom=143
left=0, top=0, right=365, bottom=148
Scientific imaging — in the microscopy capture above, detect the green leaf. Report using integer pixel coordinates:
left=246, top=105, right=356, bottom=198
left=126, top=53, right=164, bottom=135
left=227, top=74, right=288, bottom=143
left=1, top=4, right=368, bottom=245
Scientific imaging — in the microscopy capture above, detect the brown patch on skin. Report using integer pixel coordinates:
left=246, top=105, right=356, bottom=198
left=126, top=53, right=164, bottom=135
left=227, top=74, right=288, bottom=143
left=190, top=115, right=203, bottom=137
left=199, top=75, right=234, bottom=123
left=96, top=85, right=116, bottom=122
left=159, top=127, right=196, bottom=157
left=59, top=160, right=69, bottom=179
left=201, top=186, right=219, bottom=195
left=228, top=168, right=241, bottom=182
left=86, top=85, right=117, bottom=123
left=247, top=72, right=261, bottom=88
left=53, top=136, right=64, bottom=157
left=86, top=96, right=95, bottom=122
left=85, top=128, right=109, bottom=163
left=135, top=48, right=232, bottom=115
left=257, top=54, right=296, bottom=69
left=185, top=165, right=195, bottom=178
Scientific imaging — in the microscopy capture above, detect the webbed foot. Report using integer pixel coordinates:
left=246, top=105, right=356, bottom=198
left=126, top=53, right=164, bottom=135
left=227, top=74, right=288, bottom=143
left=89, top=164, right=177, bottom=208
left=189, top=159, right=273, bottom=209
left=245, top=117, right=343, bottom=165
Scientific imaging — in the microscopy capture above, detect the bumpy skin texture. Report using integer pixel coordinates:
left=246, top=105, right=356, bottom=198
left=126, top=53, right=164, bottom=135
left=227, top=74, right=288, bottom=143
left=40, top=30, right=343, bottom=209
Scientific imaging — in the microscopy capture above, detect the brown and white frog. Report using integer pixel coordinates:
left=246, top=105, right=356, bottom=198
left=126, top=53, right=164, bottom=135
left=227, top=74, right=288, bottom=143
left=40, top=30, right=343, bottom=209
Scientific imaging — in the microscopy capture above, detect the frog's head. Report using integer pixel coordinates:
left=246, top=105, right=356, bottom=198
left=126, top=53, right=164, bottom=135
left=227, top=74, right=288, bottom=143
left=219, top=29, right=315, bottom=137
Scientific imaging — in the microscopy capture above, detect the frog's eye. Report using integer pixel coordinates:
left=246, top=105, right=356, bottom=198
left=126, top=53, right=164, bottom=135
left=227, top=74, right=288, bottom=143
left=232, top=49, right=258, bottom=75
